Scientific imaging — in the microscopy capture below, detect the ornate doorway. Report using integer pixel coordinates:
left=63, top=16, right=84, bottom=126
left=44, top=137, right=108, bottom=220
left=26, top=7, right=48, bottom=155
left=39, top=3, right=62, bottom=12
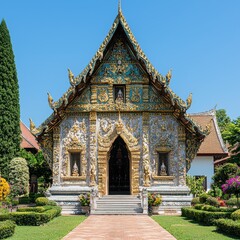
left=109, top=136, right=130, bottom=195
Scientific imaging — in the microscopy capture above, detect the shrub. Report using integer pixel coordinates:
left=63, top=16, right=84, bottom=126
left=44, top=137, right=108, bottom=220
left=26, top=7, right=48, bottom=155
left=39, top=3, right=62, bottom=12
left=181, top=207, right=231, bottom=225
left=226, top=197, right=237, bottom=207
left=186, top=175, right=205, bottom=197
left=0, top=177, right=10, bottom=201
left=9, top=157, right=29, bottom=197
left=215, top=219, right=240, bottom=237
left=0, top=220, right=15, bottom=239
left=0, top=214, right=10, bottom=221
left=8, top=206, right=61, bottom=226
left=17, top=207, right=46, bottom=213
left=191, top=197, right=200, bottom=206
left=148, top=193, right=162, bottom=207
left=194, top=204, right=204, bottom=210
left=231, top=209, right=240, bottom=221
left=19, top=196, right=31, bottom=204
left=48, top=200, right=57, bottom=206
left=0, top=208, right=8, bottom=215
left=194, top=204, right=235, bottom=213
left=222, top=176, right=240, bottom=207
left=208, top=186, right=222, bottom=197
left=35, top=197, right=49, bottom=206
left=79, top=193, right=90, bottom=206
left=217, top=198, right=226, bottom=207
left=206, top=196, right=220, bottom=207
left=199, top=193, right=209, bottom=203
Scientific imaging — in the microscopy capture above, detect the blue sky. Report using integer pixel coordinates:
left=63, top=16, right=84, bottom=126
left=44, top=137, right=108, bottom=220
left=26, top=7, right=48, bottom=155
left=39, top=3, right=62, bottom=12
left=1, top=0, right=240, bottom=127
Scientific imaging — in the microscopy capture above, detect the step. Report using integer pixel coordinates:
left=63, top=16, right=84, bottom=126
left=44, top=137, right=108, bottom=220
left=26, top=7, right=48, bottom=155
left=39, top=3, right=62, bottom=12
left=92, top=195, right=143, bottom=215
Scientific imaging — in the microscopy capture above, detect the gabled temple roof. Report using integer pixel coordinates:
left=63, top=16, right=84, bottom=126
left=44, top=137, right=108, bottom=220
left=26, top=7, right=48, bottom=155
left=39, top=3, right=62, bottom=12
left=190, top=110, right=228, bottom=156
left=21, top=121, right=39, bottom=151
left=32, top=10, right=208, bottom=141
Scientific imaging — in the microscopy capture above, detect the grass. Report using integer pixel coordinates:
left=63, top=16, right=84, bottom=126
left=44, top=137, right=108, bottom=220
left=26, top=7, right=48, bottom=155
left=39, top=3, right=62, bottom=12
left=7, top=215, right=86, bottom=240
left=152, top=216, right=239, bottom=240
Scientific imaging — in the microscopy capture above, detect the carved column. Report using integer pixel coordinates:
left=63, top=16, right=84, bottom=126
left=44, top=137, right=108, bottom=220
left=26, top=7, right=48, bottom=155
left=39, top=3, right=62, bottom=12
left=126, top=85, right=130, bottom=103
left=108, top=84, right=114, bottom=103
left=52, top=126, right=60, bottom=185
left=143, top=85, right=149, bottom=103
left=178, top=125, right=186, bottom=186
left=142, top=112, right=151, bottom=187
left=89, top=112, right=97, bottom=186
left=91, top=86, right=97, bottom=104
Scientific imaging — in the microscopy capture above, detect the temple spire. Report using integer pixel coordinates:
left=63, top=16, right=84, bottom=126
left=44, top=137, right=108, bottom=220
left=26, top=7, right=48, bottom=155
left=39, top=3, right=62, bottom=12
left=118, top=0, right=122, bottom=14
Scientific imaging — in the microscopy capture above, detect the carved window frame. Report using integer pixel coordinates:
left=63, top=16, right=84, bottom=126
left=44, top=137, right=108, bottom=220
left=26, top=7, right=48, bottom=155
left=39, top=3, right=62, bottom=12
left=68, top=150, right=82, bottom=176
left=152, top=145, right=174, bottom=180
left=62, top=143, right=86, bottom=181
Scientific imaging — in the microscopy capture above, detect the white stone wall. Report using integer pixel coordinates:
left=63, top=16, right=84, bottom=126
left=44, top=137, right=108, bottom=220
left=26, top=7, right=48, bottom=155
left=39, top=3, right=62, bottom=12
left=188, top=156, right=214, bottom=191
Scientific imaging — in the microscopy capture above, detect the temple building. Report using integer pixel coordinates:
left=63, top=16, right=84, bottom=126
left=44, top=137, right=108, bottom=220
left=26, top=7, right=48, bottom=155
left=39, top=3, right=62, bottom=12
left=30, top=8, right=212, bottom=214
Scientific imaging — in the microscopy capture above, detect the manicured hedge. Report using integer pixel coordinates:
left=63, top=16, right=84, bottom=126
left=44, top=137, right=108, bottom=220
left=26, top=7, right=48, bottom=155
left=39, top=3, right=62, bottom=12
left=215, top=219, right=240, bottom=237
left=194, top=204, right=235, bottom=213
left=0, top=220, right=15, bottom=239
left=181, top=207, right=232, bottom=225
left=0, top=206, right=61, bottom=226
left=35, top=197, right=57, bottom=206
left=17, top=206, right=46, bottom=213
left=231, top=209, right=240, bottom=221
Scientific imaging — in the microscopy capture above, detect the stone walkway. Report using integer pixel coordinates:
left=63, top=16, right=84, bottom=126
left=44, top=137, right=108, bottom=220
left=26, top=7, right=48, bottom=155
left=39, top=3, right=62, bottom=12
left=62, top=215, right=176, bottom=240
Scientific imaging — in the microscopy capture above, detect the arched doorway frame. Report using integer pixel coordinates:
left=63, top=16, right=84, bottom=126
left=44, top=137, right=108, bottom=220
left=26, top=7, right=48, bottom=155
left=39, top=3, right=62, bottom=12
left=98, top=120, right=140, bottom=196
left=107, top=136, right=131, bottom=195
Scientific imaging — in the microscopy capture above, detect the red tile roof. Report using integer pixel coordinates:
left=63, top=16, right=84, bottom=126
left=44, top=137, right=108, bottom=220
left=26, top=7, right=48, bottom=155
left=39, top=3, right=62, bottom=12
left=190, top=110, right=228, bottom=156
left=20, top=121, right=39, bottom=150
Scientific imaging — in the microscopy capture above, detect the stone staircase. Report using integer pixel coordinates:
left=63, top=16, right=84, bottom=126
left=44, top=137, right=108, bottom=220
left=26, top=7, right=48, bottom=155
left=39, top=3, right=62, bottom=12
left=91, top=195, right=143, bottom=215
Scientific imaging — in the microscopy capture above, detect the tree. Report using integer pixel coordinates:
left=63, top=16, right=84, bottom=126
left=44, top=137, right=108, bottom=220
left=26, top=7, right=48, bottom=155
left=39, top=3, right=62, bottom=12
left=0, top=19, right=21, bottom=178
left=222, top=117, right=240, bottom=165
left=213, top=163, right=240, bottom=189
left=19, top=149, right=52, bottom=183
left=8, top=157, right=29, bottom=197
left=186, top=175, right=205, bottom=197
left=216, top=109, right=231, bottom=138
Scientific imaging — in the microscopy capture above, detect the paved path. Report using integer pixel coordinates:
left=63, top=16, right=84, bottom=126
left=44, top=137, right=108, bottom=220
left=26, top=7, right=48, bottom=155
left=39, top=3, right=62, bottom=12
left=62, top=215, right=176, bottom=240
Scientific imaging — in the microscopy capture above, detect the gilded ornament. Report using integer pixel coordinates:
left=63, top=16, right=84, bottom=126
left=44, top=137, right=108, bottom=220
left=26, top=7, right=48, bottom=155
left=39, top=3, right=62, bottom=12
left=98, top=89, right=109, bottom=103
left=130, top=87, right=141, bottom=103
left=186, top=93, right=192, bottom=110
left=165, top=69, right=172, bottom=85
left=68, top=68, right=75, bottom=86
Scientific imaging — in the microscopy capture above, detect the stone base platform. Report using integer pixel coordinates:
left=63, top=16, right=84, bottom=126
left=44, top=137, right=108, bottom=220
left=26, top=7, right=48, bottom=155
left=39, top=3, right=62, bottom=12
left=148, top=185, right=192, bottom=215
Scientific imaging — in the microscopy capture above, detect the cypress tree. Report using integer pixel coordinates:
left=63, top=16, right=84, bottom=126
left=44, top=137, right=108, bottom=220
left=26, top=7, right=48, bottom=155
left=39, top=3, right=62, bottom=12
left=0, top=19, right=21, bottom=178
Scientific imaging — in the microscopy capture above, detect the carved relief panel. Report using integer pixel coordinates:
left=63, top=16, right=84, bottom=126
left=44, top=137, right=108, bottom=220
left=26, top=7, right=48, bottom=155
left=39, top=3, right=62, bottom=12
left=59, top=115, right=89, bottom=182
left=149, top=113, right=182, bottom=183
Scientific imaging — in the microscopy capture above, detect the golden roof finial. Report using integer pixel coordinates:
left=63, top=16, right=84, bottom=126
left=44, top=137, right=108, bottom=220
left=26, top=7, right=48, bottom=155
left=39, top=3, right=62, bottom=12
left=29, top=118, right=36, bottom=132
left=166, top=69, right=172, bottom=85
left=118, top=0, right=122, bottom=14
left=68, top=68, right=75, bottom=86
left=186, top=93, right=192, bottom=110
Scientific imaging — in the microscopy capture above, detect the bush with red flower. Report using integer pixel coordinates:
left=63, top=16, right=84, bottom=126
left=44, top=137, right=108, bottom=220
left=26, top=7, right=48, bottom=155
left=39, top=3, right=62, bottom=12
left=222, top=176, right=240, bottom=207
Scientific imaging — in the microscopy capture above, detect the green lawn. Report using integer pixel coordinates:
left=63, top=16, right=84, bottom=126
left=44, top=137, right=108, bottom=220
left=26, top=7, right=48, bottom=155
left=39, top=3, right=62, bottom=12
left=7, top=215, right=86, bottom=240
left=152, top=216, right=239, bottom=240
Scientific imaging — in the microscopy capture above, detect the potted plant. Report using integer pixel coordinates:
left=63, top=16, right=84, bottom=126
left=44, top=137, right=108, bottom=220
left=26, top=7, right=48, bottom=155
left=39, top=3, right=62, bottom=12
left=148, top=192, right=162, bottom=214
left=79, top=193, right=90, bottom=214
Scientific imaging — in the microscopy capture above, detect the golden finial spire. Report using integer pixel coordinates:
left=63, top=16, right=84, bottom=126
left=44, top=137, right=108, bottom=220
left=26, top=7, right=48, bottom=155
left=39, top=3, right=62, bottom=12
left=118, top=0, right=122, bottom=14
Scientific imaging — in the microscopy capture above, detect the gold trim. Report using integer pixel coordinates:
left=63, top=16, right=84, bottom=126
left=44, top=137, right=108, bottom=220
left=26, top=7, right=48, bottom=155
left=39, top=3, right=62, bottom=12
left=152, top=175, right=174, bottom=181
left=62, top=176, right=86, bottom=181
